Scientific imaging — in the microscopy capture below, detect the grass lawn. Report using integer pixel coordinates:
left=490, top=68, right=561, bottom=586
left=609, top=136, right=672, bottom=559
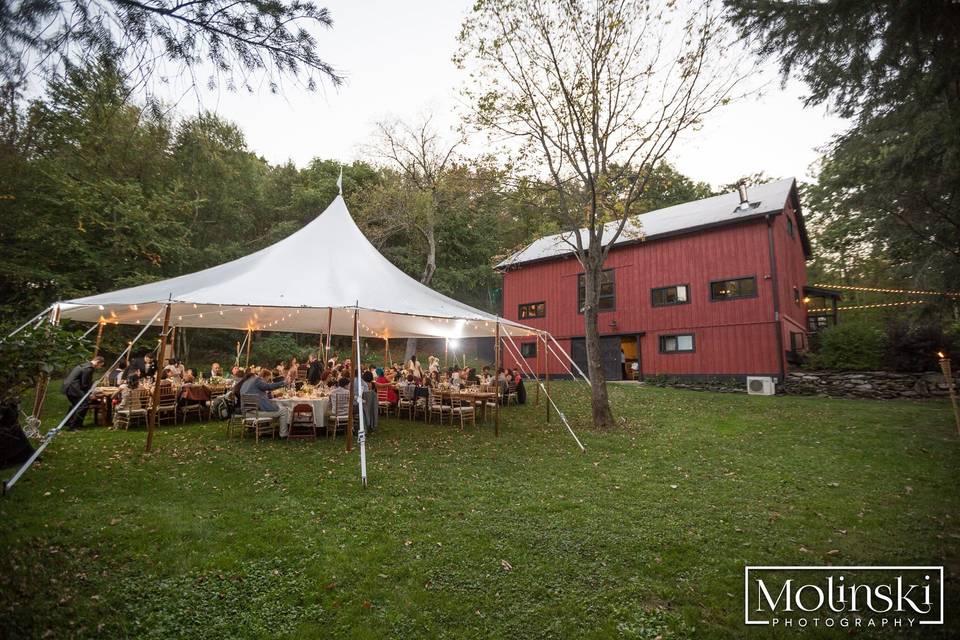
left=1, top=383, right=958, bottom=639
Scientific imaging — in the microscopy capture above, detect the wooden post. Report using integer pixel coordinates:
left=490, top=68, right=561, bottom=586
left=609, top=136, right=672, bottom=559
left=325, top=308, right=333, bottom=363
left=93, top=320, right=105, bottom=358
left=535, top=333, right=541, bottom=406
left=939, top=353, right=960, bottom=436
left=384, top=337, right=389, bottom=367
left=346, top=308, right=358, bottom=451
left=444, top=338, right=448, bottom=370
left=145, top=304, right=171, bottom=453
left=168, top=325, right=177, bottom=363
left=545, top=334, right=551, bottom=424
left=244, top=328, right=252, bottom=367
left=494, top=321, right=500, bottom=437
left=30, top=305, right=62, bottom=426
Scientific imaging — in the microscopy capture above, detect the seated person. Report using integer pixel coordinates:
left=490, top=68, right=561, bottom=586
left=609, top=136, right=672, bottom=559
left=228, top=365, right=241, bottom=379
left=182, top=368, right=197, bottom=384
left=239, top=366, right=289, bottom=435
left=115, top=374, right=141, bottom=412
left=107, top=365, right=125, bottom=386
left=306, top=353, right=323, bottom=385
left=329, top=376, right=352, bottom=414
left=375, top=368, right=398, bottom=404
left=210, top=362, right=223, bottom=379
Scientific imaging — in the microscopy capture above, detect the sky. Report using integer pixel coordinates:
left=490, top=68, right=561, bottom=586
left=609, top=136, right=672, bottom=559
left=204, top=0, right=848, bottom=190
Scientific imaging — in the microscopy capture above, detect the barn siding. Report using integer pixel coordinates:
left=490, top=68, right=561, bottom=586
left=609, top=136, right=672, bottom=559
left=501, top=197, right=809, bottom=379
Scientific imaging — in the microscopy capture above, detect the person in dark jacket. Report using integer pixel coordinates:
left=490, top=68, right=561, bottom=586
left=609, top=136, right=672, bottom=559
left=61, top=355, right=105, bottom=430
left=306, top=353, right=323, bottom=385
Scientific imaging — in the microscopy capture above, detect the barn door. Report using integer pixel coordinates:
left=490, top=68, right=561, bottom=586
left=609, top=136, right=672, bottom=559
left=570, top=337, right=622, bottom=380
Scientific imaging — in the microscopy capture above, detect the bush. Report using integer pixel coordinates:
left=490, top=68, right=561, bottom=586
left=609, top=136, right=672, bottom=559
left=805, top=322, right=886, bottom=371
left=249, top=334, right=304, bottom=368
left=883, top=319, right=958, bottom=372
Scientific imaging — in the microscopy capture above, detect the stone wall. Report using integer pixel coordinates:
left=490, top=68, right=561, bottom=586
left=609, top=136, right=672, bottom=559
left=781, top=371, right=960, bottom=399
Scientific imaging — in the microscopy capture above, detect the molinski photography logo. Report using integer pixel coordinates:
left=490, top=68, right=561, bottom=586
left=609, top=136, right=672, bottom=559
left=744, top=566, right=944, bottom=629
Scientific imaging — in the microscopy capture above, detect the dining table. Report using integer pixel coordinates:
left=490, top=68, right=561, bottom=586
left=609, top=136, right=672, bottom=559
left=272, top=396, right=330, bottom=434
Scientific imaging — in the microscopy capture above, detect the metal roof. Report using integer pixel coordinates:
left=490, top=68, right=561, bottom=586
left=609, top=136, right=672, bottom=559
left=496, top=177, right=804, bottom=269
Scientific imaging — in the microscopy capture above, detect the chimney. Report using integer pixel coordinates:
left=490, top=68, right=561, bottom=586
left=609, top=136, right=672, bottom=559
left=737, top=181, right=751, bottom=210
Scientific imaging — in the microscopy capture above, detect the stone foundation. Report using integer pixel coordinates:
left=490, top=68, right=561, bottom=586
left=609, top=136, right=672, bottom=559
left=781, top=371, right=960, bottom=399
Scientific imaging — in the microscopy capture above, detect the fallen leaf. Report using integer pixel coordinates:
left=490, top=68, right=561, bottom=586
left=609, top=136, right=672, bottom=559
left=500, top=559, right=513, bottom=571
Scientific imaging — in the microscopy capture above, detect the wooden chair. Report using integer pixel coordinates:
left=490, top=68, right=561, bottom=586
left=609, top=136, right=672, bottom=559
left=226, top=392, right=243, bottom=438
left=155, top=383, right=178, bottom=426
left=288, top=403, right=317, bottom=441
left=328, top=392, right=350, bottom=439
left=427, top=387, right=450, bottom=424
left=397, top=384, right=414, bottom=419
left=506, top=380, right=519, bottom=405
left=240, top=394, right=278, bottom=442
left=297, top=364, right=308, bottom=382
left=113, top=388, right=150, bottom=430
left=480, top=384, right=499, bottom=424
left=449, top=392, right=476, bottom=429
left=179, top=389, right=204, bottom=424
left=375, top=382, right=393, bottom=417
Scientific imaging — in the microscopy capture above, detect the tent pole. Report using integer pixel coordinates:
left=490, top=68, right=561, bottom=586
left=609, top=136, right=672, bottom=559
left=535, top=332, right=541, bottom=406
left=168, top=325, right=177, bottom=363
left=384, top=337, right=389, bottom=368
left=244, top=328, right=252, bottom=368
left=545, top=333, right=551, bottom=424
left=354, top=306, right=368, bottom=486
left=500, top=328, right=585, bottom=453
left=325, top=308, right=333, bottom=363
left=93, top=319, right=105, bottom=358
left=145, top=304, right=171, bottom=453
left=347, top=309, right=357, bottom=452
left=494, top=320, right=500, bottom=437
left=28, top=305, right=61, bottom=434
left=444, top=338, right=448, bottom=371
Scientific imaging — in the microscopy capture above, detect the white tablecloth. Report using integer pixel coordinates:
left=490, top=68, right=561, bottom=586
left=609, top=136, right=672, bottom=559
left=273, top=397, right=329, bottom=432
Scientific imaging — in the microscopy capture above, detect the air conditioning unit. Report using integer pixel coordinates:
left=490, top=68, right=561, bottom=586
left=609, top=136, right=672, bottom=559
left=746, top=376, right=776, bottom=396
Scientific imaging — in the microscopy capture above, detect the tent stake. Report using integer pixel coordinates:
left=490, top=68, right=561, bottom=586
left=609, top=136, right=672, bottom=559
left=145, top=304, right=171, bottom=452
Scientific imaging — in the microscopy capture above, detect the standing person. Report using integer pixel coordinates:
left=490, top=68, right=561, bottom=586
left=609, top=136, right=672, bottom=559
left=285, top=356, right=299, bottom=386
left=306, top=353, right=323, bottom=385
left=141, top=353, right=156, bottom=379
left=620, top=349, right=627, bottom=380
left=61, top=355, right=105, bottom=430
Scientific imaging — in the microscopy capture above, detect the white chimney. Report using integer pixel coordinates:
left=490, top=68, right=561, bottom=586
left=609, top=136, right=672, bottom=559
left=737, top=181, right=751, bottom=210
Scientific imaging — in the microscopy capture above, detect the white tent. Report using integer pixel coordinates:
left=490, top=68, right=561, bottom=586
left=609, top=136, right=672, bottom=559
left=57, top=195, right=536, bottom=340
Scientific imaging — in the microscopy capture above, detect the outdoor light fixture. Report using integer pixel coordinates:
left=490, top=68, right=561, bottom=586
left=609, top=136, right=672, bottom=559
left=449, top=339, right=460, bottom=349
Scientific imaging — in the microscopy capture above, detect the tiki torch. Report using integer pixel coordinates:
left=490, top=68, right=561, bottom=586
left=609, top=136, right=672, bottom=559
left=938, top=352, right=960, bottom=436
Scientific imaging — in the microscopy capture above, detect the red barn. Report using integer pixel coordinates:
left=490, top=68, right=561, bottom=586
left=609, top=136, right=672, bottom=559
left=497, top=178, right=828, bottom=383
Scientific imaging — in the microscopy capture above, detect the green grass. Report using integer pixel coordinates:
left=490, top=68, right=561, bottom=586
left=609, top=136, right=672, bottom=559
left=1, top=384, right=958, bottom=639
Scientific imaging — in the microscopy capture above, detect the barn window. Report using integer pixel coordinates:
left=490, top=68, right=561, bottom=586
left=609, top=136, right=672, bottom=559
left=786, top=215, right=795, bottom=238
left=710, top=276, right=757, bottom=301
left=577, top=269, right=615, bottom=313
left=518, top=301, right=546, bottom=319
left=520, top=341, right=537, bottom=358
left=659, top=333, right=695, bottom=353
left=652, top=284, right=689, bottom=307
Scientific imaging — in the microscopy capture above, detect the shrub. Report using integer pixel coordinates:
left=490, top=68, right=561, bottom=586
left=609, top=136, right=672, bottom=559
left=249, top=333, right=304, bottom=368
left=805, top=322, right=886, bottom=371
left=883, top=319, right=959, bottom=372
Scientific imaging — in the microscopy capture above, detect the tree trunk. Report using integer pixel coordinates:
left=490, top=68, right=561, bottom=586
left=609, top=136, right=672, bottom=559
left=582, top=254, right=615, bottom=428
left=406, top=225, right=438, bottom=363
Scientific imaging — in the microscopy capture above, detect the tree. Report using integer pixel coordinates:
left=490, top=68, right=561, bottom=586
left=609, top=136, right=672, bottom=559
left=1, top=0, right=342, bottom=95
left=457, top=0, right=746, bottom=427
left=725, top=0, right=960, bottom=294
left=367, top=114, right=462, bottom=360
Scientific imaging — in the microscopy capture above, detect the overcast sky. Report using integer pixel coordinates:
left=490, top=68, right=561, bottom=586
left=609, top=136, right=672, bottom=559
left=204, top=0, right=848, bottom=190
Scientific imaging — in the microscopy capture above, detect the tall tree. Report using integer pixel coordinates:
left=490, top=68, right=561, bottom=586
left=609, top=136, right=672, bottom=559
left=367, top=114, right=462, bottom=360
left=725, top=0, right=960, bottom=293
left=457, top=0, right=746, bottom=427
left=1, top=0, right=342, bottom=94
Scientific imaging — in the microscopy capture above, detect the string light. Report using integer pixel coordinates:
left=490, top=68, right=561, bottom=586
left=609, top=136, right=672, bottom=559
left=814, top=283, right=960, bottom=298
left=808, top=300, right=928, bottom=313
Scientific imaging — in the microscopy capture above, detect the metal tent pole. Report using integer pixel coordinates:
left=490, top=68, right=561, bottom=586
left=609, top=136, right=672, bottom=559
left=4, top=306, right=52, bottom=340
left=494, top=320, right=501, bottom=437
left=501, top=327, right=585, bottom=453
left=325, top=308, right=333, bottom=363
left=354, top=306, right=368, bottom=486
left=145, top=304, right=172, bottom=453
